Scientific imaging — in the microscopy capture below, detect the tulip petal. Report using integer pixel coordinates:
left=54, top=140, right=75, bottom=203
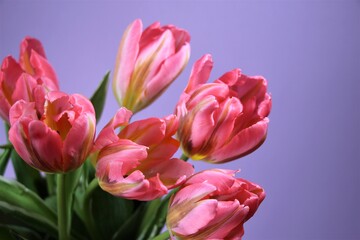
left=19, top=37, right=46, bottom=74
left=63, top=114, right=95, bottom=171
left=163, top=114, right=179, bottom=137
left=113, top=19, right=142, bottom=104
left=93, top=107, right=132, bottom=151
left=97, top=139, right=147, bottom=176
left=12, top=73, right=38, bottom=103
left=144, top=42, right=190, bottom=105
left=172, top=199, right=218, bottom=236
left=164, top=25, right=191, bottom=51
left=119, top=117, right=165, bottom=146
left=28, top=121, right=63, bottom=172
left=217, top=68, right=241, bottom=86
left=171, top=182, right=217, bottom=207
left=139, top=21, right=161, bottom=48
left=211, top=118, right=269, bottom=162
left=144, top=158, right=194, bottom=188
left=146, top=137, right=179, bottom=161
left=186, top=83, right=229, bottom=110
left=9, top=100, right=38, bottom=126
left=186, top=169, right=237, bottom=194
left=0, top=95, right=10, bottom=122
left=204, top=201, right=248, bottom=239
left=187, top=96, right=218, bottom=154
left=258, top=93, right=272, bottom=118
left=9, top=119, right=35, bottom=168
left=1, top=56, right=23, bottom=100
left=30, top=50, right=59, bottom=90
left=210, top=97, right=242, bottom=150
left=185, top=54, right=213, bottom=93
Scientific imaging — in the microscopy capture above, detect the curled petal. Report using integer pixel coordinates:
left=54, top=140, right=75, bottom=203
left=145, top=158, right=194, bottom=189
left=119, top=117, right=165, bottom=146
left=217, top=68, right=241, bottom=86
left=19, top=37, right=46, bottom=74
left=93, top=107, right=132, bottom=152
left=184, top=54, right=213, bottom=93
left=96, top=139, right=147, bottom=176
left=211, top=118, right=269, bottom=163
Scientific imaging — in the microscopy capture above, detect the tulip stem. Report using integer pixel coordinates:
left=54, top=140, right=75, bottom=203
left=57, top=173, right=70, bottom=240
left=83, top=178, right=102, bottom=240
left=180, top=153, right=189, bottom=161
left=152, top=230, right=170, bottom=240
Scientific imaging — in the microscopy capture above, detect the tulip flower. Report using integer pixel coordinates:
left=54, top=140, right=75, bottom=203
left=93, top=108, right=194, bottom=201
left=112, top=19, right=191, bottom=113
left=8, top=91, right=96, bottom=173
left=176, top=54, right=272, bottom=163
left=167, top=169, right=265, bottom=240
left=0, top=37, right=59, bottom=122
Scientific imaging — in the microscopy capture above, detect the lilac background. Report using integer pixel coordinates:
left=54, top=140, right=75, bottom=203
left=1, top=0, right=360, bottom=239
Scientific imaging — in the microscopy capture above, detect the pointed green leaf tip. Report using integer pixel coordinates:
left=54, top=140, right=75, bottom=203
left=91, top=71, right=110, bottom=122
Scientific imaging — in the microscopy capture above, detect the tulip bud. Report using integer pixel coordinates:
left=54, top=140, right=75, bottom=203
left=176, top=54, right=272, bottom=163
left=113, top=19, right=191, bottom=113
left=8, top=91, right=96, bottom=173
left=167, top=169, right=265, bottom=240
left=0, top=37, right=59, bottom=122
left=93, top=108, right=194, bottom=201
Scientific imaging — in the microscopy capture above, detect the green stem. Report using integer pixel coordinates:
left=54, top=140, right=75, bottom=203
left=152, top=230, right=170, bottom=240
left=46, top=174, right=56, bottom=195
left=57, top=174, right=70, bottom=240
left=180, top=153, right=189, bottom=161
left=83, top=178, right=101, bottom=240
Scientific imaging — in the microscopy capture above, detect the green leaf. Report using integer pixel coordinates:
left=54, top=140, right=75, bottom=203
left=151, top=231, right=170, bottom=240
left=7, top=226, right=44, bottom=240
left=0, top=176, right=57, bottom=236
left=90, top=187, right=135, bottom=240
left=11, top=150, right=45, bottom=196
left=137, top=195, right=172, bottom=240
left=137, top=199, right=162, bottom=240
left=0, top=226, right=14, bottom=240
left=112, top=203, right=146, bottom=240
left=90, top=71, right=110, bottom=122
left=0, top=148, right=12, bottom=175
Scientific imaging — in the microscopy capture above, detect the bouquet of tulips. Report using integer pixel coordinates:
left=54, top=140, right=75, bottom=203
left=0, top=19, right=271, bottom=240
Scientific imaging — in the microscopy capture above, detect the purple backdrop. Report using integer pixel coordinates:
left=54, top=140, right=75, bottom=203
left=1, top=1, right=360, bottom=239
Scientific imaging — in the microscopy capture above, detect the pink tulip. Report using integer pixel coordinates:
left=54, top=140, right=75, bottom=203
left=167, top=169, right=265, bottom=240
left=0, top=37, right=59, bottom=122
left=112, top=19, right=191, bottom=113
left=8, top=91, right=96, bottom=173
left=93, top=108, right=194, bottom=201
left=176, top=54, right=272, bottom=163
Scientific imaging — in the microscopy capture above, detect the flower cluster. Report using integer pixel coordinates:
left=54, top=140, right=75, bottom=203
left=0, top=19, right=271, bottom=240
